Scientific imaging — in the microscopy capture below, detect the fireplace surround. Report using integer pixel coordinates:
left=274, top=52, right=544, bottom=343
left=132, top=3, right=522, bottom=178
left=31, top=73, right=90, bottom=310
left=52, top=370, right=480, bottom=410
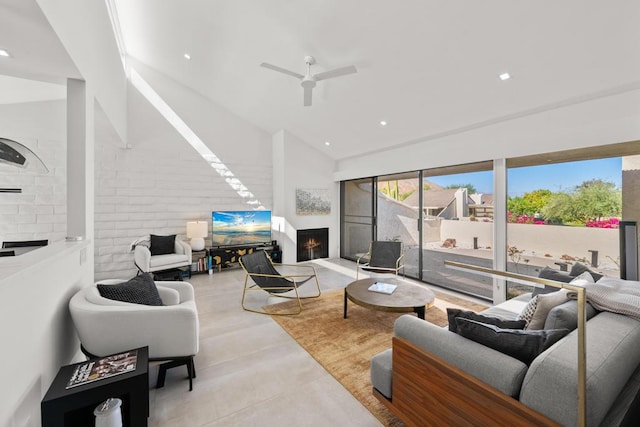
left=297, top=228, right=329, bottom=262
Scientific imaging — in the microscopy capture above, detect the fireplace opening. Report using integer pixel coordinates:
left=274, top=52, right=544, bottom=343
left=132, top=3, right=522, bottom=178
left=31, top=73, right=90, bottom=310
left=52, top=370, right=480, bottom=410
left=297, top=228, right=329, bottom=262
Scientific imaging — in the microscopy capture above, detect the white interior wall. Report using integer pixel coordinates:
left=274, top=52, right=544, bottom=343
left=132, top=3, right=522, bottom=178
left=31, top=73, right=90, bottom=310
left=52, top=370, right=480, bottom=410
left=0, top=91, right=97, bottom=427
left=335, top=89, right=640, bottom=181
left=0, top=100, right=67, bottom=243
left=94, top=72, right=273, bottom=280
left=36, top=0, right=127, bottom=143
left=274, top=130, right=338, bottom=263
left=0, top=242, right=91, bottom=427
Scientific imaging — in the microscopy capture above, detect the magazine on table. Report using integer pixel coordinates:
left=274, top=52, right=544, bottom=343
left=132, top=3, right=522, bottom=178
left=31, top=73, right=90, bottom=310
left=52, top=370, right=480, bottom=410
left=66, top=350, right=138, bottom=389
left=368, top=281, right=397, bottom=294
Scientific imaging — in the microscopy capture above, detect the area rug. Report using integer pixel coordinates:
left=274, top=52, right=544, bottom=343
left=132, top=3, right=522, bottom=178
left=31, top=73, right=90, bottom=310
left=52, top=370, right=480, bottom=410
left=264, top=288, right=488, bottom=426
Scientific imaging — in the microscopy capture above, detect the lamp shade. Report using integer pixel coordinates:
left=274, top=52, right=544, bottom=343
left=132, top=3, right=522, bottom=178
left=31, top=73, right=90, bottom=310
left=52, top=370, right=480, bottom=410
left=186, top=221, right=208, bottom=250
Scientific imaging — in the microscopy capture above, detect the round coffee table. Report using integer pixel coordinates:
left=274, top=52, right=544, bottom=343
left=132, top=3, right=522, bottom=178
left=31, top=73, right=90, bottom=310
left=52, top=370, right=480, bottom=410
left=343, top=278, right=435, bottom=320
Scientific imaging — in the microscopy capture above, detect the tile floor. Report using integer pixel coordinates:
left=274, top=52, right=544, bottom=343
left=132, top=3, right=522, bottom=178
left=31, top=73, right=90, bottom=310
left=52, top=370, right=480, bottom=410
left=147, top=258, right=480, bottom=426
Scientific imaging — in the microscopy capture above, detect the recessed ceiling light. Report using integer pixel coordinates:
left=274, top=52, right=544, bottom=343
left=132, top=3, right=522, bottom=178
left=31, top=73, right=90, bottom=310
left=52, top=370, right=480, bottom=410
left=499, top=72, right=511, bottom=81
left=324, top=141, right=331, bottom=146
left=0, top=49, right=10, bottom=57
left=379, top=120, right=388, bottom=126
left=184, top=53, right=191, bottom=60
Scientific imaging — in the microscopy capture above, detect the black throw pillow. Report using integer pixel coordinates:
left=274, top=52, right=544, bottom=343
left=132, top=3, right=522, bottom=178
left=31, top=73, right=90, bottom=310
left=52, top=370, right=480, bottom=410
left=454, top=317, right=570, bottom=365
left=446, top=308, right=526, bottom=333
left=97, top=273, right=164, bottom=306
left=150, top=234, right=176, bottom=256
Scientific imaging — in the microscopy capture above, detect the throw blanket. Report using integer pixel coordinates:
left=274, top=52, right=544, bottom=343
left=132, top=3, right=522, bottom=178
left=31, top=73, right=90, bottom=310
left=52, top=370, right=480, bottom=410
left=568, top=278, right=640, bottom=320
left=130, top=236, right=150, bottom=251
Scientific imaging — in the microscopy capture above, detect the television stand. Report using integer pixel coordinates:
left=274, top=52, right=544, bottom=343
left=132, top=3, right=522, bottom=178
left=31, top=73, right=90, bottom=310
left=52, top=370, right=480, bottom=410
left=208, top=242, right=281, bottom=272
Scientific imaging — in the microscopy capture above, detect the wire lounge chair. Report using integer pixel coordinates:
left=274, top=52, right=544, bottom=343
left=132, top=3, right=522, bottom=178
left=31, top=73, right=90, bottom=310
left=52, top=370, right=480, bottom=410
left=239, top=250, right=321, bottom=315
left=356, top=241, right=405, bottom=279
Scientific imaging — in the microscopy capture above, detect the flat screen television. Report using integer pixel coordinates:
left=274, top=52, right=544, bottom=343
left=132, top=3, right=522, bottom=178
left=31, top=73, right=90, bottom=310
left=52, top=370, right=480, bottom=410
left=211, top=210, right=272, bottom=246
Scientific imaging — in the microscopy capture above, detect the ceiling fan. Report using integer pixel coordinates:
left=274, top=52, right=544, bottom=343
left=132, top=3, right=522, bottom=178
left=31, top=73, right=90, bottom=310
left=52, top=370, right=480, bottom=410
left=260, top=56, right=357, bottom=106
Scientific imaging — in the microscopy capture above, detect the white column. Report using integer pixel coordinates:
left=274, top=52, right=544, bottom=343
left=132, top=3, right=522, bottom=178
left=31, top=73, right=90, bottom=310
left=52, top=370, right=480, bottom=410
left=67, top=79, right=95, bottom=240
left=493, top=158, right=507, bottom=303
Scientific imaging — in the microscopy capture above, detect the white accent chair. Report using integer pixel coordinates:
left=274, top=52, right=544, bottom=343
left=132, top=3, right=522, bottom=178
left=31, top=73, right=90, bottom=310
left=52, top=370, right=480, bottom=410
left=133, top=237, right=192, bottom=275
left=69, top=280, right=200, bottom=390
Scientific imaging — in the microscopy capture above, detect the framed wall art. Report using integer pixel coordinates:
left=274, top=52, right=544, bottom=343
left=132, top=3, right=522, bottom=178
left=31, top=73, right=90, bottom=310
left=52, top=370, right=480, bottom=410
left=296, top=188, right=331, bottom=215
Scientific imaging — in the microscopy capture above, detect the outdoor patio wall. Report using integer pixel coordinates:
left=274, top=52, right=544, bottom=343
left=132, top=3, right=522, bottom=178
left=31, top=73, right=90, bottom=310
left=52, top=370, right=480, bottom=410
left=439, top=219, right=618, bottom=267
left=439, top=220, right=493, bottom=249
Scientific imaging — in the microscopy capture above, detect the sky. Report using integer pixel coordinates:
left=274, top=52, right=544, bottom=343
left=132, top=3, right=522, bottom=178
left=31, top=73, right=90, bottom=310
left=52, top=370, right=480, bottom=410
left=425, top=157, right=622, bottom=197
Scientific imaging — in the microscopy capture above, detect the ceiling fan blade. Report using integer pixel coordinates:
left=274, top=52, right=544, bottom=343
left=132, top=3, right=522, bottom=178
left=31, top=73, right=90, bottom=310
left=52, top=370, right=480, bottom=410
left=260, top=62, right=304, bottom=79
left=303, top=86, right=313, bottom=106
left=314, top=65, right=357, bottom=81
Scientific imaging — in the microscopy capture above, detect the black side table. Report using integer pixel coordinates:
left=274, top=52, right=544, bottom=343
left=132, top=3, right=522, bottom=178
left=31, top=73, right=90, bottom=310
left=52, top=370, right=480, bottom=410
left=41, top=347, right=149, bottom=427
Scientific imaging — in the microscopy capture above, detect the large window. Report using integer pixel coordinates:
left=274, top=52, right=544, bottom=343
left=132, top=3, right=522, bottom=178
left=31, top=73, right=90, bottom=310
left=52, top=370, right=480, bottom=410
left=340, top=142, right=640, bottom=303
left=420, top=165, right=494, bottom=299
left=506, top=157, right=623, bottom=297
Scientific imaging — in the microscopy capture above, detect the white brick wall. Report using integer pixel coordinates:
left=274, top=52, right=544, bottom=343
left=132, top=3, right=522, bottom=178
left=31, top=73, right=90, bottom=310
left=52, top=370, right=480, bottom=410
left=94, top=90, right=273, bottom=280
left=1, top=97, right=274, bottom=281
left=0, top=101, right=67, bottom=245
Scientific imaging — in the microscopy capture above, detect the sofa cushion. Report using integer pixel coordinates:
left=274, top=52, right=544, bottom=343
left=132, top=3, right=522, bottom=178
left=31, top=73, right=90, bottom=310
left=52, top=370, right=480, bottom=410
left=454, top=317, right=570, bottom=365
left=150, top=234, right=176, bottom=256
left=447, top=308, right=526, bottom=333
left=527, top=289, right=570, bottom=330
left=520, top=312, right=640, bottom=426
left=370, top=348, right=393, bottom=399
left=394, top=315, right=528, bottom=397
left=97, top=273, right=164, bottom=306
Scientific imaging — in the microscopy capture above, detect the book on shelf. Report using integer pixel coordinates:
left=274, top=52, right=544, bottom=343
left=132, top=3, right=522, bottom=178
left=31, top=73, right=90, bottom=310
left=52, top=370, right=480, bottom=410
left=65, top=350, right=138, bottom=389
left=368, top=282, right=397, bottom=295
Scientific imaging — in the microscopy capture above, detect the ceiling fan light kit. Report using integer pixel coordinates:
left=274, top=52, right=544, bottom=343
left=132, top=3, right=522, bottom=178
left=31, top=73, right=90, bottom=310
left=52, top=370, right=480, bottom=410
left=260, top=55, right=357, bottom=106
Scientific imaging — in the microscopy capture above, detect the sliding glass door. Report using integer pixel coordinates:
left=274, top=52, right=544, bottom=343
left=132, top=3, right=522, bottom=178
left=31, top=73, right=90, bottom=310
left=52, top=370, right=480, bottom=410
left=376, top=172, right=420, bottom=278
left=420, top=163, right=494, bottom=299
left=341, top=178, right=374, bottom=261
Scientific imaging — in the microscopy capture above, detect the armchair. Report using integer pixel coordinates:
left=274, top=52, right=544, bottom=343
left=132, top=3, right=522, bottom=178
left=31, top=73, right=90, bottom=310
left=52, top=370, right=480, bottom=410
left=69, top=279, right=200, bottom=390
left=356, top=240, right=405, bottom=279
left=132, top=235, right=192, bottom=275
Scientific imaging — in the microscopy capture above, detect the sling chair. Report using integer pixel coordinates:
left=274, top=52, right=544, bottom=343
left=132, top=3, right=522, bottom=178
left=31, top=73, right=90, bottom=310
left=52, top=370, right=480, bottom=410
left=356, top=240, right=405, bottom=279
left=239, top=250, right=321, bottom=315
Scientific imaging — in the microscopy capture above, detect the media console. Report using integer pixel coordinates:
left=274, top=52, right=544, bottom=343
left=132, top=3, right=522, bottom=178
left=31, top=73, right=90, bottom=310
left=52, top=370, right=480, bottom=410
left=207, top=241, right=281, bottom=272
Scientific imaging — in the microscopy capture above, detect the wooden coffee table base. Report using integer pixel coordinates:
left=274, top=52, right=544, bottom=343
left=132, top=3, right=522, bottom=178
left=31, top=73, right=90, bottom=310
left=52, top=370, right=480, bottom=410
left=343, top=278, right=435, bottom=320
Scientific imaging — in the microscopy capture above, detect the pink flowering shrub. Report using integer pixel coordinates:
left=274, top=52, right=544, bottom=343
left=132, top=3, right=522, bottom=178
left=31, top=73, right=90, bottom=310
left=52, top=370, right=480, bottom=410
left=585, top=218, right=620, bottom=228
left=507, top=212, right=546, bottom=225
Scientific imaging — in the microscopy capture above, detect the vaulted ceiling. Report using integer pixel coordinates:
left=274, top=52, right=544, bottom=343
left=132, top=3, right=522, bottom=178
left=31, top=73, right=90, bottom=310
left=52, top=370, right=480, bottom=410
left=1, top=0, right=639, bottom=160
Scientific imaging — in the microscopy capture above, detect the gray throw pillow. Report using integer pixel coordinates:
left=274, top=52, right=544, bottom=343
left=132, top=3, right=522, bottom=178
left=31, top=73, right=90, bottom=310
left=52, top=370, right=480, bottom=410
left=526, top=289, right=570, bottom=330
left=150, top=234, right=176, bottom=256
left=543, top=300, right=599, bottom=331
left=97, top=273, right=164, bottom=306
left=447, top=308, right=526, bottom=333
left=535, top=267, right=573, bottom=296
left=454, top=317, right=570, bottom=365
left=569, top=262, right=604, bottom=281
